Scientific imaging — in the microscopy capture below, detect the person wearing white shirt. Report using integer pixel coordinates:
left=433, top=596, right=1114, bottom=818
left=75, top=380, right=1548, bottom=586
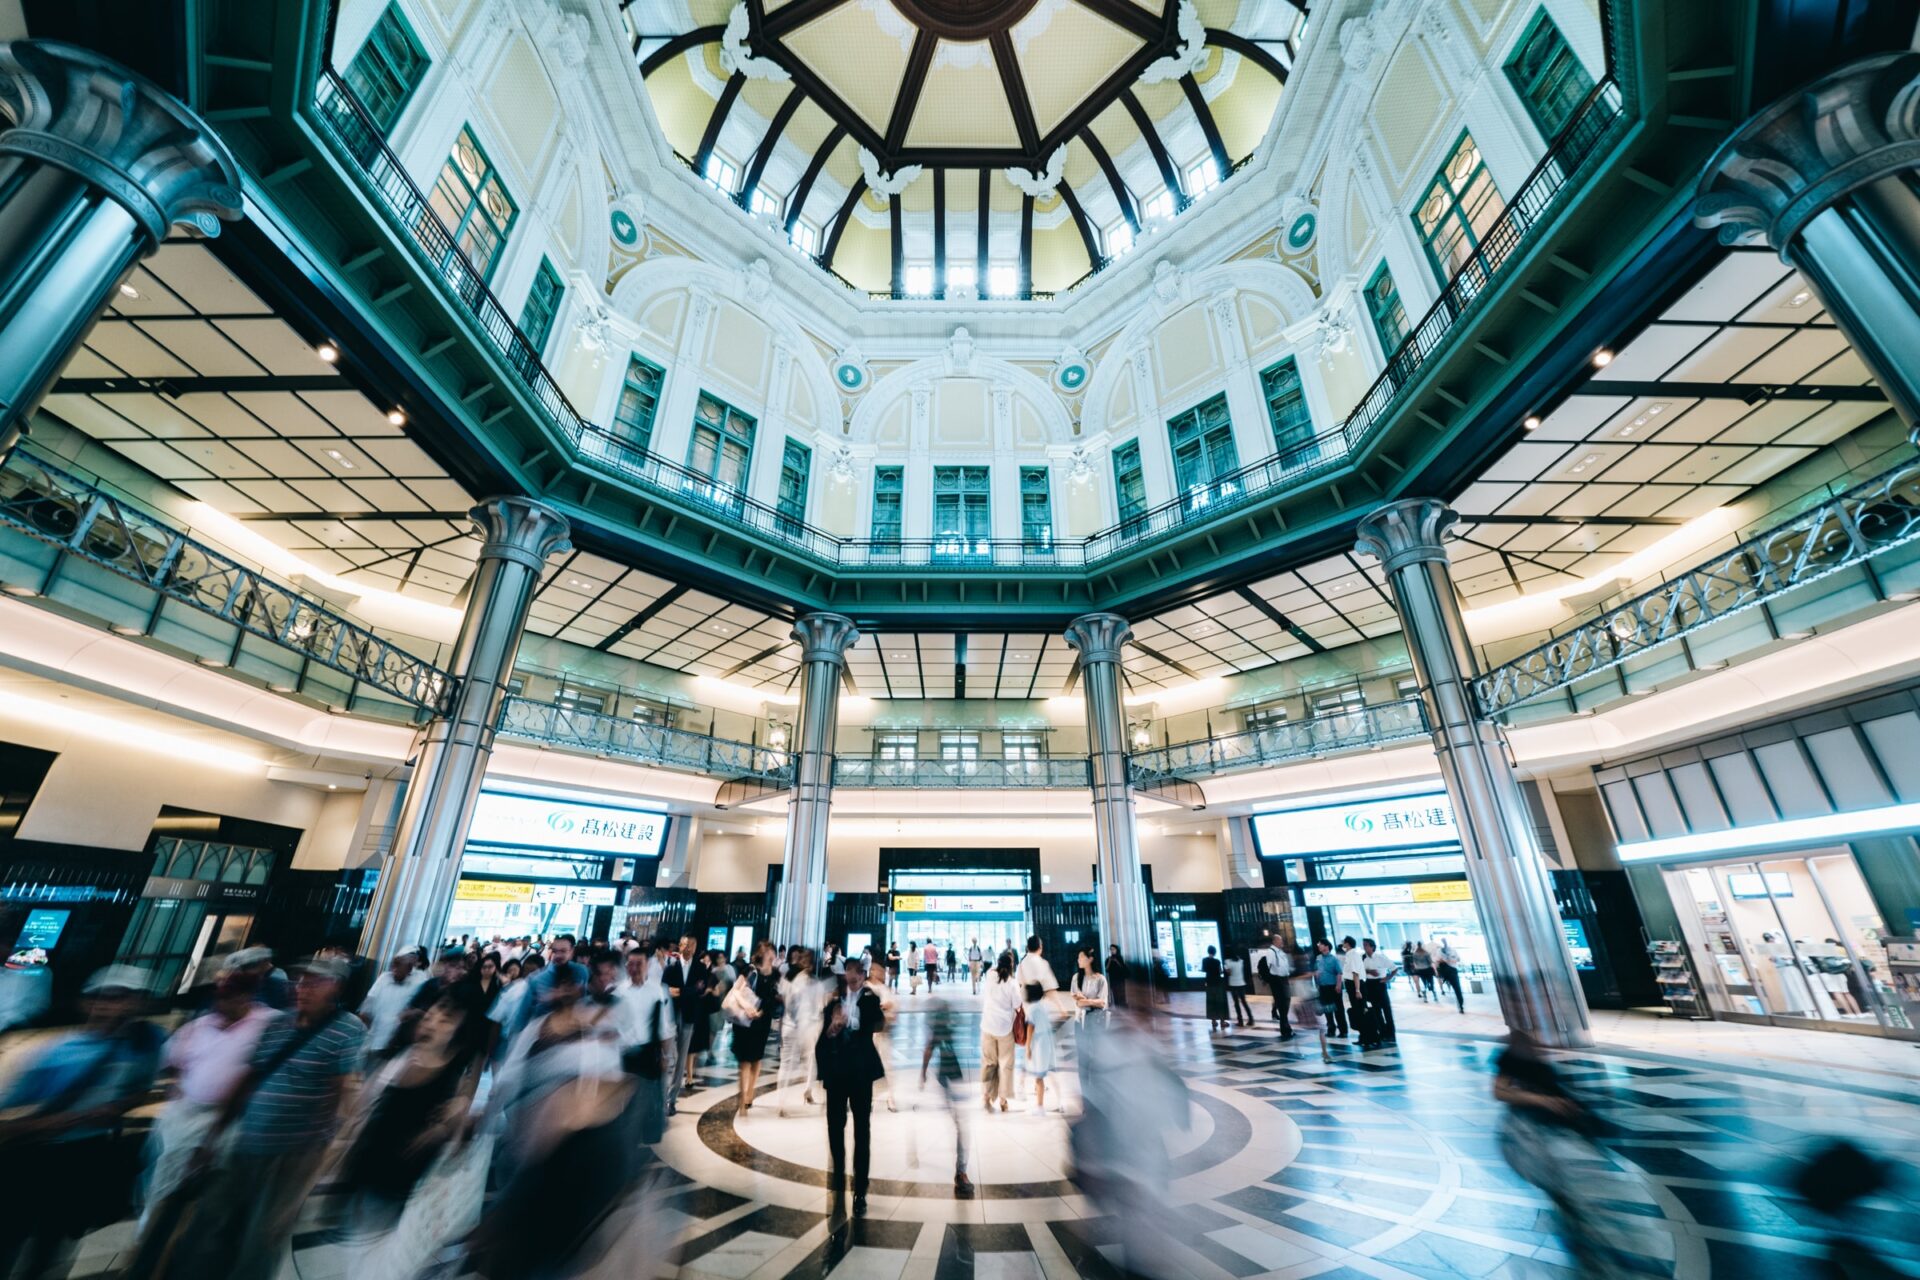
left=776, top=950, right=825, bottom=1115
left=1338, top=937, right=1367, bottom=1033
left=977, top=952, right=1021, bottom=1111
left=356, top=952, right=426, bottom=1063
left=611, top=945, right=676, bottom=1143
left=1223, top=952, right=1251, bottom=1027
left=1016, top=937, right=1062, bottom=1112
left=1359, top=939, right=1397, bottom=1042
left=1255, top=939, right=1294, bottom=1039
left=967, top=941, right=985, bottom=993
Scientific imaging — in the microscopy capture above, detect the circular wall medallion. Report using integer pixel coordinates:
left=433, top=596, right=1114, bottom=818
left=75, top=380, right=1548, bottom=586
left=835, top=362, right=866, bottom=391
left=1284, top=210, right=1317, bottom=254
left=609, top=196, right=646, bottom=250
left=1053, top=361, right=1089, bottom=393
left=887, top=0, right=1044, bottom=40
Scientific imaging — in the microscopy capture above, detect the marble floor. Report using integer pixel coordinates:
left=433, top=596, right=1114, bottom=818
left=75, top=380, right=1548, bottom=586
left=44, top=987, right=1920, bottom=1279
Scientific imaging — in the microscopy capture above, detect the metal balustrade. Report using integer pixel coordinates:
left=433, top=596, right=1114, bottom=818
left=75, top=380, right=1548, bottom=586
left=307, top=66, right=1626, bottom=575
left=834, top=756, right=1093, bottom=788
left=495, top=695, right=794, bottom=786
left=1129, top=699, right=1431, bottom=787
left=0, top=446, right=453, bottom=714
left=1475, top=453, right=1920, bottom=715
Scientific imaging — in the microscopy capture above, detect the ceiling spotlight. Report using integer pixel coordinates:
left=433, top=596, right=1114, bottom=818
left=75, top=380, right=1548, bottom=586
left=1591, top=349, right=1614, bottom=368
left=118, top=283, right=140, bottom=299
left=1786, top=289, right=1813, bottom=308
left=890, top=652, right=909, bottom=659
left=386, top=408, right=407, bottom=426
left=1523, top=415, right=1541, bottom=431
left=316, top=341, right=340, bottom=364
left=323, top=448, right=354, bottom=469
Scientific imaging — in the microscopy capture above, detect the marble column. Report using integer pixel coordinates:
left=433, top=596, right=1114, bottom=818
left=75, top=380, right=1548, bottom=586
left=361, top=498, right=572, bottom=960
left=1064, top=612, right=1154, bottom=977
left=769, top=612, right=858, bottom=949
left=1696, top=52, right=1920, bottom=438
left=0, top=40, right=242, bottom=459
left=1355, top=500, right=1592, bottom=1047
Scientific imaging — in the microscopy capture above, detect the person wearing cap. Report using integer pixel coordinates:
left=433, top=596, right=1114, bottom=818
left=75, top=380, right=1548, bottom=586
left=0, top=966, right=163, bottom=1277
left=175, top=955, right=367, bottom=1280
left=356, top=950, right=426, bottom=1063
left=228, top=946, right=291, bottom=1010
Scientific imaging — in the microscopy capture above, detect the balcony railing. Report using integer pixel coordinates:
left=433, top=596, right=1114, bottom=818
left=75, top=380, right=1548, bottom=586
left=1475, top=453, right=1920, bottom=715
left=834, top=756, right=1093, bottom=788
left=1129, top=699, right=1431, bottom=787
left=306, top=64, right=1628, bottom=576
left=496, top=695, right=794, bottom=785
left=0, top=446, right=453, bottom=715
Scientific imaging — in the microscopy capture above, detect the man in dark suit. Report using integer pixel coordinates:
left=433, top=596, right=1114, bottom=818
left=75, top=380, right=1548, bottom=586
left=664, top=936, right=707, bottom=1115
left=815, top=957, right=885, bottom=1215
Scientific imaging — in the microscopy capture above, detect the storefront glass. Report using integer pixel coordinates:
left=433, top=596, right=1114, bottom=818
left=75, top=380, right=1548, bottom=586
left=886, top=871, right=1031, bottom=962
left=1666, top=848, right=1902, bottom=1032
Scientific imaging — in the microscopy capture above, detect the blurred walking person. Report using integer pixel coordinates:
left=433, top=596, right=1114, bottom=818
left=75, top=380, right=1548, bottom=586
left=1434, top=937, right=1466, bottom=1012
left=920, top=999, right=973, bottom=1195
left=1072, top=1009, right=1190, bottom=1278
left=777, top=948, right=824, bottom=1115
left=1017, top=936, right=1062, bottom=1112
left=817, top=957, right=886, bottom=1215
left=1104, top=944, right=1130, bottom=1010
left=967, top=940, right=984, bottom=992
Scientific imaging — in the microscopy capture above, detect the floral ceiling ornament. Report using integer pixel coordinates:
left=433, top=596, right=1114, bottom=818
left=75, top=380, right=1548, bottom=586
left=740, top=258, right=773, bottom=299
left=858, top=148, right=923, bottom=197
left=1318, top=313, right=1353, bottom=357
left=1004, top=145, right=1068, bottom=198
left=719, top=3, right=791, bottom=81
left=577, top=299, right=615, bottom=352
left=1141, top=0, right=1208, bottom=84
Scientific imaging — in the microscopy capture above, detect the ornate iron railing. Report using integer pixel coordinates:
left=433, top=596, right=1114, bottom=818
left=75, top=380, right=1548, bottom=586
left=307, top=66, right=1628, bottom=576
left=1128, top=699, right=1431, bottom=786
left=496, top=695, right=794, bottom=785
left=0, top=447, right=453, bottom=712
left=833, top=756, right=1093, bottom=788
left=1475, top=454, right=1920, bottom=714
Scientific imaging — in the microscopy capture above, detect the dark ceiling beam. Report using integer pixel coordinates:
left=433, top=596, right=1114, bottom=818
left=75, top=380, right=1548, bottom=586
left=1071, top=0, right=1168, bottom=41
left=695, top=72, right=747, bottom=176
left=976, top=169, right=990, bottom=287
left=716, top=639, right=789, bottom=678
left=640, top=25, right=722, bottom=77
left=1570, top=380, right=1888, bottom=402
left=933, top=169, right=947, bottom=295
left=1019, top=194, right=1034, bottom=295
left=1205, top=29, right=1290, bottom=83
left=753, top=44, right=889, bottom=158
left=233, top=511, right=452, bottom=522
left=821, top=178, right=869, bottom=265
left=1234, top=586, right=1327, bottom=653
left=885, top=29, right=937, bottom=153
left=1079, top=129, right=1139, bottom=232
left=1119, top=88, right=1186, bottom=205
left=989, top=32, right=1041, bottom=155
left=596, top=585, right=689, bottom=651
left=784, top=122, right=846, bottom=233
left=1180, top=72, right=1231, bottom=178
left=890, top=193, right=905, bottom=296
left=1057, top=182, right=1101, bottom=265
left=1130, top=639, right=1200, bottom=680
left=1462, top=514, right=1687, bottom=527
left=53, top=375, right=345, bottom=394
left=759, top=0, right=851, bottom=38
left=741, top=84, right=805, bottom=199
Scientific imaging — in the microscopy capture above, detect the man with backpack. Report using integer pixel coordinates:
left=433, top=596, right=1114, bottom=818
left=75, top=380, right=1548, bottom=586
left=1253, top=935, right=1293, bottom=1040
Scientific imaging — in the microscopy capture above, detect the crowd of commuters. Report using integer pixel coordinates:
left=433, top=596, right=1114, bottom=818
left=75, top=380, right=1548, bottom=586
left=0, top=924, right=1486, bottom=1278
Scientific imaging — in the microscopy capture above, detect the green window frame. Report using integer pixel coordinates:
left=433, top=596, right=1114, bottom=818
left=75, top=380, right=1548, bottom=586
left=1019, top=466, right=1052, bottom=550
left=776, top=438, right=811, bottom=535
left=1364, top=262, right=1409, bottom=357
left=871, top=465, right=904, bottom=548
left=1413, top=132, right=1503, bottom=284
left=612, top=356, right=664, bottom=454
left=518, top=257, right=565, bottom=357
left=1505, top=10, right=1595, bottom=140
left=932, top=466, right=991, bottom=556
left=685, top=392, right=756, bottom=507
left=1260, top=358, right=1314, bottom=453
left=344, top=3, right=430, bottom=136
left=429, top=125, right=517, bottom=285
left=1167, top=394, right=1240, bottom=507
left=1112, top=440, right=1146, bottom=523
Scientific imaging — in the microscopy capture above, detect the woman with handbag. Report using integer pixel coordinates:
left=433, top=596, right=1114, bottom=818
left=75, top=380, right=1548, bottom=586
left=729, top=943, right=783, bottom=1114
left=1016, top=936, right=1061, bottom=1113
left=978, top=951, right=1020, bottom=1112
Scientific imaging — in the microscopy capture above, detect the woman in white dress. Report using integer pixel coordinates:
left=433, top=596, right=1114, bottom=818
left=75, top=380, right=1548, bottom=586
left=1016, top=935, right=1062, bottom=1113
left=776, top=948, right=824, bottom=1114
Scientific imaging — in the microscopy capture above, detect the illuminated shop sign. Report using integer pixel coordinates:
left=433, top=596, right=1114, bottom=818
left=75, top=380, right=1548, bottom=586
left=891, top=894, right=1026, bottom=915
left=454, top=879, right=620, bottom=906
left=1253, top=792, right=1459, bottom=857
left=467, top=790, right=667, bottom=857
left=1301, top=880, right=1472, bottom=907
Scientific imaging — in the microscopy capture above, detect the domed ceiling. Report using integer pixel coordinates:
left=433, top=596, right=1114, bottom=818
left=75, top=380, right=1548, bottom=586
left=637, top=0, right=1306, bottom=296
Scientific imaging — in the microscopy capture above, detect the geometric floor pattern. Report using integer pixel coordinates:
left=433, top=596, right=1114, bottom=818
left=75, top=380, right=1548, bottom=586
left=43, top=992, right=1920, bottom=1279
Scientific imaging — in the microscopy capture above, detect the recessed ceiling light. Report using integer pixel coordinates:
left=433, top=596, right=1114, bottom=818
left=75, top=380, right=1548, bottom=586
left=118, top=283, right=139, bottom=299
left=1786, top=289, right=1812, bottom=308
left=323, top=448, right=354, bottom=469
left=387, top=408, right=407, bottom=426
left=1523, top=415, right=1541, bottom=431
left=316, top=341, right=340, bottom=363
left=1591, top=349, right=1613, bottom=368
left=890, top=652, right=909, bottom=659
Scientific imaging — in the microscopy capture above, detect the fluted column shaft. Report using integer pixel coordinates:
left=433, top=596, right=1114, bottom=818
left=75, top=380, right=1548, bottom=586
left=0, top=41, right=242, bottom=458
left=1065, top=612, right=1154, bottom=977
left=769, top=613, right=858, bottom=949
left=1356, top=500, right=1592, bottom=1048
left=361, top=498, right=571, bottom=960
left=1696, top=52, right=1920, bottom=437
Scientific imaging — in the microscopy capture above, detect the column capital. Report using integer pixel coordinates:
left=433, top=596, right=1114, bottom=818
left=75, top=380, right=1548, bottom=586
left=792, top=611, right=859, bottom=663
left=1354, top=498, right=1458, bottom=575
left=0, top=40, right=242, bottom=242
left=470, top=496, right=572, bottom=570
left=1695, top=51, right=1920, bottom=252
left=1063, top=611, right=1131, bottom=663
